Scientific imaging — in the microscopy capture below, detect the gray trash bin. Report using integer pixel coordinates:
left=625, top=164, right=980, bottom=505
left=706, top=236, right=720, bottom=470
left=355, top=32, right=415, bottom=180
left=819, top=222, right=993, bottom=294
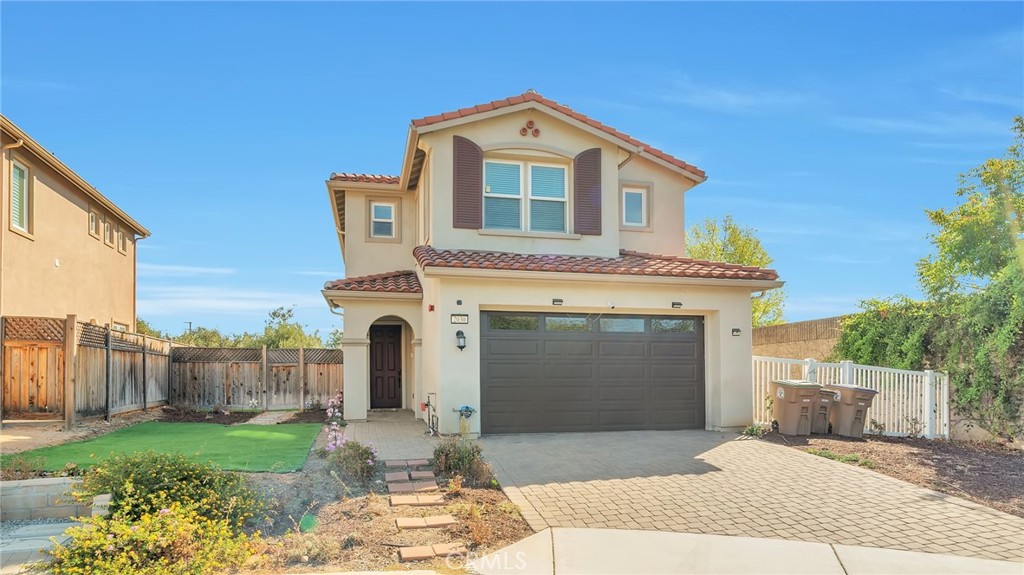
left=769, top=380, right=820, bottom=436
left=811, top=388, right=839, bottom=434
left=824, top=384, right=879, bottom=438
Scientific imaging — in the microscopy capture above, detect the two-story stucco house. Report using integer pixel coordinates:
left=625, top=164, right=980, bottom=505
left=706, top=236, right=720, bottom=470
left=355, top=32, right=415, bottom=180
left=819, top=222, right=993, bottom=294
left=322, top=91, right=782, bottom=435
left=1, top=115, right=149, bottom=329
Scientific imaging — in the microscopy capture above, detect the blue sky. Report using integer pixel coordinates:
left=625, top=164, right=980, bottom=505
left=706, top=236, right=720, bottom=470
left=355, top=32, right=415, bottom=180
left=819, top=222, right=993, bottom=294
left=2, top=2, right=1021, bottom=337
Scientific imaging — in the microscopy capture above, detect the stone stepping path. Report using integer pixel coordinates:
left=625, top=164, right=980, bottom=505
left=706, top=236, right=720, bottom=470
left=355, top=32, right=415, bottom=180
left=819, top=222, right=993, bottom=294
left=386, top=458, right=466, bottom=562
left=399, top=543, right=467, bottom=562
left=390, top=494, right=445, bottom=507
left=384, top=459, right=430, bottom=468
left=395, top=514, right=458, bottom=530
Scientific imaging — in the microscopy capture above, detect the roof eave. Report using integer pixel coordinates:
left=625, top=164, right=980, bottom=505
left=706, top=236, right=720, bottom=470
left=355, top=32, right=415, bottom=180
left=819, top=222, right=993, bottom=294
left=411, top=102, right=706, bottom=184
left=1, top=115, right=151, bottom=238
left=418, top=265, right=783, bottom=290
left=321, top=289, right=423, bottom=302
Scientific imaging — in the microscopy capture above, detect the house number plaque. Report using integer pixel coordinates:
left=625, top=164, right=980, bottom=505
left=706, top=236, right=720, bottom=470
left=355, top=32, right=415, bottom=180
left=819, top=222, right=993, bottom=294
left=450, top=314, right=469, bottom=324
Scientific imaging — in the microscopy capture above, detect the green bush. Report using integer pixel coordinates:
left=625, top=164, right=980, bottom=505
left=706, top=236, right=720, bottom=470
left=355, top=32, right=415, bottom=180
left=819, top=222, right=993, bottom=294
left=433, top=437, right=491, bottom=483
left=328, top=439, right=378, bottom=480
left=741, top=424, right=767, bottom=438
left=72, top=451, right=261, bottom=531
left=44, top=502, right=254, bottom=575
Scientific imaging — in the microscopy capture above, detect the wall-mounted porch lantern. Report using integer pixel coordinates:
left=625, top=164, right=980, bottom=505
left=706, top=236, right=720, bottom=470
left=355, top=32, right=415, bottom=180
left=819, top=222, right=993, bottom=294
left=732, top=328, right=742, bottom=336
left=455, top=330, right=467, bottom=351
left=671, top=301, right=682, bottom=309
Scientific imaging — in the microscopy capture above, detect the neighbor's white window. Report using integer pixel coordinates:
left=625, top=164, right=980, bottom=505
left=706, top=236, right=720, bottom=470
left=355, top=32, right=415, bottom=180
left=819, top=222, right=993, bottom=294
left=370, top=201, right=395, bottom=238
left=117, top=228, right=127, bottom=254
left=104, top=218, right=114, bottom=246
left=483, top=160, right=567, bottom=233
left=622, top=186, right=648, bottom=227
left=10, top=160, right=29, bottom=233
left=89, top=209, right=101, bottom=239
left=111, top=322, right=129, bottom=332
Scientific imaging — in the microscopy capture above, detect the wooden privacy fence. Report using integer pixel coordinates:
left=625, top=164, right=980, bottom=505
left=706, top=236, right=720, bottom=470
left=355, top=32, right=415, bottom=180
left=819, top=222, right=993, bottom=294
left=1, top=315, right=174, bottom=429
left=752, top=356, right=951, bottom=439
left=170, top=347, right=343, bottom=410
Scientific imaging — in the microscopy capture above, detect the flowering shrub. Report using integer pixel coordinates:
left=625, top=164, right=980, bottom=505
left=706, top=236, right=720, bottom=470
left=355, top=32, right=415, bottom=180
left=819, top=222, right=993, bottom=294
left=324, top=391, right=347, bottom=452
left=72, top=451, right=261, bottom=531
left=329, top=439, right=379, bottom=480
left=44, top=502, right=254, bottom=575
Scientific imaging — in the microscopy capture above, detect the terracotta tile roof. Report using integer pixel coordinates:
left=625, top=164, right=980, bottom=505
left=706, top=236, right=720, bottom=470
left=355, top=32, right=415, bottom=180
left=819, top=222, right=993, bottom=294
left=329, top=173, right=400, bottom=184
left=413, top=246, right=778, bottom=282
left=324, top=270, right=422, bottom=293
left=411, top=91, right=705, bottom=179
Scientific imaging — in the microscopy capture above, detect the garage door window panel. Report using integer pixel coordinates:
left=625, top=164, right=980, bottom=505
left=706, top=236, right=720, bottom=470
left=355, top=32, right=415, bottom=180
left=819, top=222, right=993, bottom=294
left=544, top=316, right=594, bottom=332
left=599, top=317, right=646, bottom=333
left=487, top=314, right=539, bottom=331
left=652, top=318, right=696, bottom=333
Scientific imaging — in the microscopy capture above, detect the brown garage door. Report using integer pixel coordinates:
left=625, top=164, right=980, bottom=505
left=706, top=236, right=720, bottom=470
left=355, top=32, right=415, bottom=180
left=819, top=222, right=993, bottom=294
left=480, top=312, right=705, bottom=434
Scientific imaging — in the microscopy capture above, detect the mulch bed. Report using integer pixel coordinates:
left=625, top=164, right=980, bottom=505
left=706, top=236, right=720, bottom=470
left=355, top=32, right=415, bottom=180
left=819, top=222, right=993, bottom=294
left=762, top=433, right=1024, bottom=518
left=244, top=428, right=532, bottom=573
left=158, top=406, right=259, bottom=425
left=279, top=410, right=328, bottom=424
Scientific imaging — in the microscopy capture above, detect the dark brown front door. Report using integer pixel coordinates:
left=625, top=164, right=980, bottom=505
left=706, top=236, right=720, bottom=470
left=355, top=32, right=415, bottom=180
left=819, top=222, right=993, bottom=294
left=370, top=325, right=402, bottom=408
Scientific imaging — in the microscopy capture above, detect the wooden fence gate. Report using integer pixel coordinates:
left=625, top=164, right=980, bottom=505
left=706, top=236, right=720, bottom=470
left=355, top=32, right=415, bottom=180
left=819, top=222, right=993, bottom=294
left=1, top=317, right=66, bottom=418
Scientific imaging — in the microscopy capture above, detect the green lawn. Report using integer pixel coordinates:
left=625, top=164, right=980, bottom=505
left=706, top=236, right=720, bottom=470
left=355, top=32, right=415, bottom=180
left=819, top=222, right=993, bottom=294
left=5, top=422, right=322, bottom=472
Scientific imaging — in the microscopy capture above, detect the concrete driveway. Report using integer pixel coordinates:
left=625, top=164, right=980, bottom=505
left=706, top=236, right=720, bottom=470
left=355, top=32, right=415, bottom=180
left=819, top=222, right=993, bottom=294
left=481, top=430, right=1024, bottom=563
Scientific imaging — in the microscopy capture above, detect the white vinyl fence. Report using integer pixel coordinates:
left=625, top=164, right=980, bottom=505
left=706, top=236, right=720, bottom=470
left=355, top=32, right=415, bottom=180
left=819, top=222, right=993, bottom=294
left=752, top=356, right=950, bottom=439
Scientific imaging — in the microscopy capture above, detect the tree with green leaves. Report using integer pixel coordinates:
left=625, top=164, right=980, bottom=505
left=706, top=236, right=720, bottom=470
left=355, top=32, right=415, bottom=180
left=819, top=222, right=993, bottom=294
left=326, top=328, right=343, bottom=349
left=917, top=116, right=1024, bottom=297
left=237, top=307, right=324, bottom=349
left=834, top=116, right=1024, bottom=438
left=686, top=215, right=785, bottom=327
left=135, top=318, right=164, bottom=339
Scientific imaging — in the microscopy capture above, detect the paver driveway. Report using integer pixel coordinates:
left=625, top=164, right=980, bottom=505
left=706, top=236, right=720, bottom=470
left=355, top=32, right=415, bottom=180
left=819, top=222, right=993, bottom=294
left=481, top=430, right=1024, bottom=563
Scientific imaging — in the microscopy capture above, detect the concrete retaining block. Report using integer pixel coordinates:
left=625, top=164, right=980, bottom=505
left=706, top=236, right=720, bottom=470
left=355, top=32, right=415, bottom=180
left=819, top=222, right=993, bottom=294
left=0, top=477, right=90, bottom=521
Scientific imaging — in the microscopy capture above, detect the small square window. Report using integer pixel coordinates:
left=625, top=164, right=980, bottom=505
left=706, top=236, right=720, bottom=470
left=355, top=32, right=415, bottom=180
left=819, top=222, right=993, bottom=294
left=622, top=187, right=648, bottom=227
left=111, top=322, right=129, bottom=332
left=370, top=201, right=395, bottom=238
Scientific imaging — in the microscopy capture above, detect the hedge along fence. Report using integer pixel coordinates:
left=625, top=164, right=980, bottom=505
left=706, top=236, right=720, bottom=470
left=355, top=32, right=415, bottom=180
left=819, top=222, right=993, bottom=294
left=169, top=347, right=343, bottom=410
left=1, top=315, right=174, bottom=429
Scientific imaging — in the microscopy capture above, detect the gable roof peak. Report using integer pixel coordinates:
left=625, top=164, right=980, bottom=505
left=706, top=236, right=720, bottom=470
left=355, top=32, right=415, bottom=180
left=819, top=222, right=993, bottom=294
left=409, top=91, right=705, bottom=180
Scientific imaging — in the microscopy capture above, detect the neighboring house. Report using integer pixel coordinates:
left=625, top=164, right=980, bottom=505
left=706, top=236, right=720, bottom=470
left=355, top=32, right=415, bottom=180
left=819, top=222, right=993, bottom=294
left=322, top=91, right=782, bottom=435
left=1, top=115, right=149, bottom=330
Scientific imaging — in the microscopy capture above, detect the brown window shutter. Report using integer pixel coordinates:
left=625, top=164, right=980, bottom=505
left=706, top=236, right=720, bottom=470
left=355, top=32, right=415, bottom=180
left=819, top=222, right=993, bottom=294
left=453, top=135, right=483, bottom=229
left=574, top=148, right=602, bottom=235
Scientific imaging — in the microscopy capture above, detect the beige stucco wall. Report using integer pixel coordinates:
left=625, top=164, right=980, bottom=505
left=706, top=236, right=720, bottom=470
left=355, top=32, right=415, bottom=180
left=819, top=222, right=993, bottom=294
left=618, top=155, right=694, bottom=257
left=1, top=144, right=136, bottom=327
left=412, top=273, right=753, bottom=435
left=337, top=295, right=423, bottom=421
left=342, top=188, right=418, bottom=278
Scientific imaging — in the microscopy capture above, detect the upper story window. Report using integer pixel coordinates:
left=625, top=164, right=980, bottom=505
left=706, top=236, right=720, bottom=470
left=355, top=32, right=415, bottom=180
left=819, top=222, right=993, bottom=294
left=89, top=209, right=101, bottom=239
left=104, top=218, right=114, bottom=247
left=621, top=185, right=650, bottom=229
left=111, top=322, right=129, bottom=332
left=10, top=160, right=30, bottom=234
left=117, top=227, right=128, bottom=254
left=370, top=201, right=396, bottom=238
left=483, top=159, right=567, bottom=233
